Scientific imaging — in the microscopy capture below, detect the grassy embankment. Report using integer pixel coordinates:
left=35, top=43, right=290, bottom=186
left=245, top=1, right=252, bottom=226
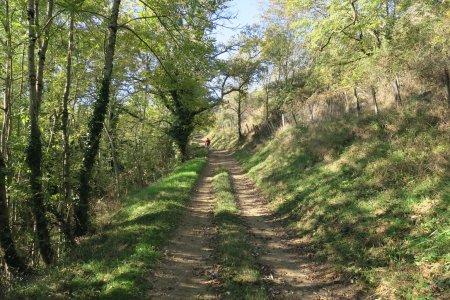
left=212, top=167, right=268, bottom=299
left=222, top=105, right=449, bottom=298
left=10, top=152, right=207, bottom=299
left=210, top=128, right=239, bottom=151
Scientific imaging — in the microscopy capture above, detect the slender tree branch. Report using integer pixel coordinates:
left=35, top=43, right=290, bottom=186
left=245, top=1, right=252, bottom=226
left=119, top=24, right=174, bottom=80
left=119, top=15, right=165, bottom=27
left=319, top=0, right=358, bottom=51
left=77, top=9, right=109, bottom=20
left=137, top=0, right=182, bottom=45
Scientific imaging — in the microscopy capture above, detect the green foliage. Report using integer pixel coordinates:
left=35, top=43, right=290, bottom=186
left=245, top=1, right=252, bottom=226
left=128, top=0, right=231, bottom=159
left=212, top=167, right=268, bottom=299
left=235, top=103, right=449, bottom=298
left=260, top=0, right=450, bottom=105
left=10, top=157, right=207, bottom=299
left=1, top=0, right=228, bottom=276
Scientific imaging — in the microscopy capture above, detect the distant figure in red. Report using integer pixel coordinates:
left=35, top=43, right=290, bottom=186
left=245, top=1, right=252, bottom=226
left=205, top=137, right=211, bottom=148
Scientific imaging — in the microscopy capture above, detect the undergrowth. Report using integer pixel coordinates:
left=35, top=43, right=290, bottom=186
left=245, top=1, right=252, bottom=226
left=231, top=104, right=449, bottom=299
left=10, top=156, right=207, bottom=299
left=212, top=166, right=268, bottom=299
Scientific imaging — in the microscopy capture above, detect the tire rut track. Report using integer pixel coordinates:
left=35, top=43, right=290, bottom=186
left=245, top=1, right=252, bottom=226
left=148, top=150, right=363, bottom=299
left=147, top=152, right=218, bottom=299
left=219, top=150, right=364, bottom=300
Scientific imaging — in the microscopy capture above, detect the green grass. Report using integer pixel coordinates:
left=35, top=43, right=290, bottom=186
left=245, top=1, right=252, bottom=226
left=209, top=128, right=239, bottom=151
left=233, top=105, right=450, bottom=299
left=212, top=167, right=268, bottom=300
left=10, top=157, right=207, bottom=299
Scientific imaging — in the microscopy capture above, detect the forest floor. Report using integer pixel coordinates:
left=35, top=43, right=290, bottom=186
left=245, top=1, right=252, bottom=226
left=147, top=149, right=364, bottom=299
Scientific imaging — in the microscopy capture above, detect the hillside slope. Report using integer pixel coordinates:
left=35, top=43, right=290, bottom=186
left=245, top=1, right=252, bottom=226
left=232, top=105, right=449, bottom=298
left=9, top=156, right=207, bottom=299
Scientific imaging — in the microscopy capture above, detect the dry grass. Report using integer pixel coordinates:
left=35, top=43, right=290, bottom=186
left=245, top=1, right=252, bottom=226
left=232, top=103, right=449, bottom=298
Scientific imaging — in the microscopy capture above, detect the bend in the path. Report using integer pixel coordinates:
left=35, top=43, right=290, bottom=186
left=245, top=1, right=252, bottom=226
left=216, top=150, right=364, bottom=300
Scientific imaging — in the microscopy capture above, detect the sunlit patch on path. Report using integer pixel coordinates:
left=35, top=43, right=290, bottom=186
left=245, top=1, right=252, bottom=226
left=147, top=151, right=218, bottom=299
left=214, top=150, right=364, bottom=299
left=148, top=149, right=363, bottom=299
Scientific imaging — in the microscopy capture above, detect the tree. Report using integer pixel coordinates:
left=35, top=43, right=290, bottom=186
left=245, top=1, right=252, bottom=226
left=0, top=151, right=28, bottom=274
left=224, top=30, right=264, bottom=139
left=59, top=8, right=75, bottom=244
left=0, top=0, right=30, bottom=275
left=130, top=0, right=231, bottom=161
left=74, top=0, right=122, bottom=237
left=0, top=0, right=241, bottom=277
left=26, top=0, right=55, bottom=265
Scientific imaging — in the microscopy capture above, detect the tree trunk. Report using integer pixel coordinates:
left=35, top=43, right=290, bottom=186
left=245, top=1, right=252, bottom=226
left=2, top=0, right=12, bottom=161
left=237, top=91, right=243, bottom=140
left=75, top=0, right=122, bottom=237
left=167, top=92, right=195, bottom=163
left=265, top=84, right=269, bottom=122
left=50, top=207, right=74, bottom=247
left=445, top=67, right=450, bottom=108
left=392, top=75, right=402, bottom=105
left=26, top=0, right=54, bottom=265
left=327, top=98, right=333, bottom=118
left=371, top=86, right=380, bottom=115
left=0, top=151, right=29, bottom=275
left=268, top=120, right=275, bottom=133
left=174, top=131, right=190, bottom=163
left=308, top=103, right=314, bottom=121
left=104, top=125, right=120, bottom=198
left=344, top=92, right=350, bottom=114
left=353, top=87, right=361, bottom=116
left=2, top=0, right=13, bottom=224
left=61, top=12, right=75, bottom=244
left=36, top=0, right=54, bottom=107
left=291, top=111, right=298, bottom=125
left=18, top=43, right=26, bottom=115
left=137, top=104, right=146, bottom=186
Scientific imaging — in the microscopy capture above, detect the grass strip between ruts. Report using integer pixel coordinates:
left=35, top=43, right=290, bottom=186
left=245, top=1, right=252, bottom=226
left=11, top=157, right=207, bottom=300
left=212, top=166, right=268, bottom=300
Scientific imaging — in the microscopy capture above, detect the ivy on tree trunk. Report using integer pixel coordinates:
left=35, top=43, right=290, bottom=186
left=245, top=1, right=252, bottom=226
left=26, top=0, right=54, bottom=265
left=74, top=0, right=122, bottom=237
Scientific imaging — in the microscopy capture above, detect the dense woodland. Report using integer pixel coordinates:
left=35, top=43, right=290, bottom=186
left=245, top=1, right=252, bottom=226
left=0, top=0, right=235, bottom=282
left=0, top=0, right=449, bottom=298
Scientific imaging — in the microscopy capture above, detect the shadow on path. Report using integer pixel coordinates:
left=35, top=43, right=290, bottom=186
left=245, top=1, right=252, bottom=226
left=214, top=150, right=364, bottom=300
left=147, top=151, right=219, bottom=299
left=148, top=149, right=363, bottom=299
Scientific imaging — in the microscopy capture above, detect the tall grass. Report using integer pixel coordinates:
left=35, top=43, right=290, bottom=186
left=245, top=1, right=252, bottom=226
left=235, top=104, right=449, bottom=299
left=209, top=128, right=239, bottom=151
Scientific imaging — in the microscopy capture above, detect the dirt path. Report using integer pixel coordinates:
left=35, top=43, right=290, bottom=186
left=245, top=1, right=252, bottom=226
left=147, top=151, right=218, bottom=299
left=219, top=150, right=364, bottom=300
left=148, top=150, right=363, bottom=299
